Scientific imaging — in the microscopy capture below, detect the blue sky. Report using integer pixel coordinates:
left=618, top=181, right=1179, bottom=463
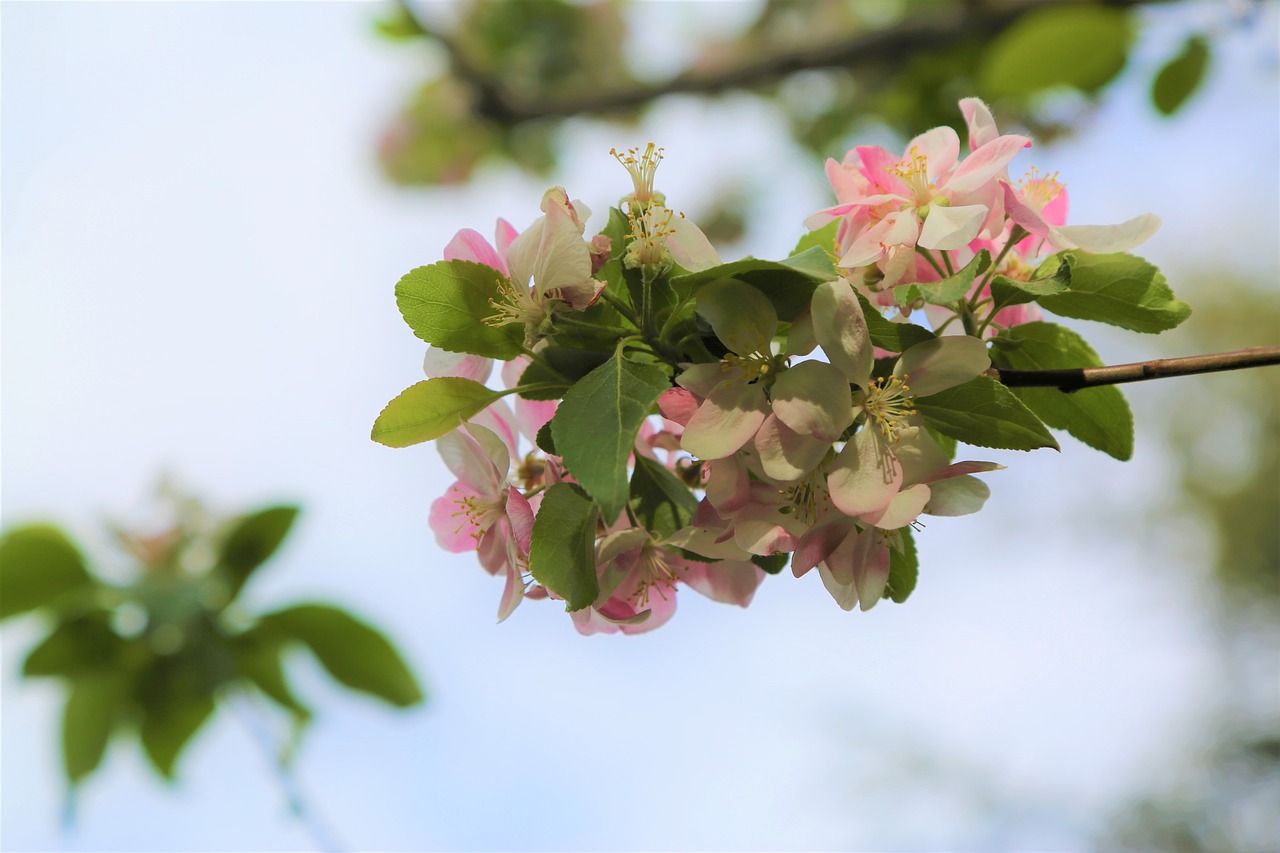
left=2, top=2, right=1277, bottom=850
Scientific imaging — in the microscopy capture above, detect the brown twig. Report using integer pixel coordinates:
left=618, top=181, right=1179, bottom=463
left=393, top=0, right=1169, bottom=126
left=987, top=346, right=1280, bottom=392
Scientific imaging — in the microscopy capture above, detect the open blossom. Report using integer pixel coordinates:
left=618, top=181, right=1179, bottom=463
left=571, top=527, right=765, bottom=636
left=612, top=143, right=720, bottom=273
left=487, top=187, right=607, bottom=348
left=806, top=112, right=1031, bottom=285
left=428, top=422, right=534, bottom=621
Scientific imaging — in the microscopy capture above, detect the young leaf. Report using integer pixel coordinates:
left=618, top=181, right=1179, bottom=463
left=991, top=322, right=1135, bottom=460
left=371, top=378, right=503, bottom=448
left=895, top=250, right=990, bottom=307
left=670, top=255, right=827, bottom=322
left=1152, top=34, right=1209, bottom=116
left=140, top=692, right=216, bottom=780
left=262, top=604, right=424, bottom=708
left=1036, top=252, right=1191, bottom=333
left=988, top=253, right=1072, bottom=313
left=551, top=351, right=669, bottom=524
left=629, top=456, right=697, bottom=541
left=883, top=527, right=918, bottom=604
left=790, top=220, right=838, bottom=264
left=62, top=674, right=125, bottom=784
left=529, top=483, right=599, bottom=612
left=916, top=375, right=1059, bottom=451
left=231, top=629, right=312, bottom=720
left=218, top=506, right=299, bottom=599
left=23, top=613, right=122, bottom=678
left=752, top=553, right=789, bottom=575
left=394, top=260, right=523, bottom=359
left=0, top=525, right=94, bottom=620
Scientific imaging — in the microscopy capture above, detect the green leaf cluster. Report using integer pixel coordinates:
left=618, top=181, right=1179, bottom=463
left=1, top=495, right=423, bottom=790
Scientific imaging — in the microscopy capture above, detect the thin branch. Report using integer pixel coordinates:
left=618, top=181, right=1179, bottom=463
left=987, top=346, right=1280, bottom=392
left=394, top=0, right=1169, bottom=126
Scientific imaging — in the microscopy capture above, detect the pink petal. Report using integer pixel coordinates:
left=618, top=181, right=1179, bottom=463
left=444, top=228, right=505, bottom=273
left=903, top=126, right=960, bottom=182
left=423, top=348, right=493, bottom=384
left=681, top=559, right=766, bottom=607
left=945, top=135, right=1032, bottom=194
left=852, top=531, right=891, bottom=612
left=812, top=280, right=873, bottom=382
left=754, top=413, right=830, bottom=482
left=705, top=457, right=751, bottom=514
left=828, top=428, right=902, bottom=518
left=893, top=335, right=990, bottom=398
left=959, top=97, right=1000, bottom=150
left=429, top=483, right=482, bottom=552
left=658, top=387, right=700, bottom=427
left=681, top=381, right=768, bottom=461
left=793, top=521, right=849, bottom=578
left=771, top=360, right=854, bottom=441
left=505, top=486, right=535, bottom=553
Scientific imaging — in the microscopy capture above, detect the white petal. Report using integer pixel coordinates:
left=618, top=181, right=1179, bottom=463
left=812, top=280, right=873, bottom=382
left=893, top=335, right=990, bottom=398
left=918, top=203, right=988, bottom=251
left=1049, top=214, right=1161, bottom=253
left=924, top=474, right=991, bottom=516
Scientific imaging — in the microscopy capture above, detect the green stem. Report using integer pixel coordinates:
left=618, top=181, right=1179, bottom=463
left=640, top=266, right=656, bottom=340
left=941, top=251, right=955, bottom=276
left=599, top=289, right=640, bottom=327
left=916, top=246, right=946, bottom=279
left=552, top=313, right=632, bottom=337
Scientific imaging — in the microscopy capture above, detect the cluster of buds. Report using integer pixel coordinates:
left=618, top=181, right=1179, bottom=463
left=379, top=98, right=1163, bottom=635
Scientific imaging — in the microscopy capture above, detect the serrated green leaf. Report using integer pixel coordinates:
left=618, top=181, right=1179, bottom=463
left=979, top=5, right=1133, bottom=98
left=884, top=527, right=918, bottom=604
left=1152, top=34, right=1209, bottom=116
left=0, top=525, right=94, bottom=620
left=855, top=292, right=937, bottom=353
left=1037, top=252, right=1191, bottom=333
left=988, top=254, right=1072, bottom=314
left=63, top=674, right=125, bottom=784
left=517, top=346, right=612, bottom=402
left=218, top=506, right=299, bottom=599
left=916, top=375, right=1059, bottom=451
left=896, top=250, right=989, bottom=307
left=551, top=351, right=670, bottom=524
left=535, top=421, right=557, bottom=455
left=394, top=260, right=523, bottom=359
left=23, top=613, right=122, bottom=678
left=992, top=322, right=1134, bottom=460
left=629, top=456, right=697, bottom=541
left=529, top=483, right=599, bottom=612
left=371, top=378, right=503, bottom=448
left=261, top=604, right=424, bottom=708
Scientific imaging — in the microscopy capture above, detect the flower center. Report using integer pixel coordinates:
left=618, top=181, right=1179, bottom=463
left=451, top=493, right=506, bottom=540
left=612, top=143, right=665, bottom=208
left=721, top=351, right=776, bottom=383
left=781, top=468, right=830, bottom=525
left=890, top=147, right=934, bottom=205
left=863, top=374, right=917, bottom=443
left=1018, top=167, right=1063, bottom=212
left=486, top=277, right=549, bottom=330
left=630, top=543, right=679, bottom=608
left=624, top=203, right=676, bottom=269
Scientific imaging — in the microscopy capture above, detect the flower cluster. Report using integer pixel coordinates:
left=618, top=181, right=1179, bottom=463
left=374, top=98, right=1174, bottom=635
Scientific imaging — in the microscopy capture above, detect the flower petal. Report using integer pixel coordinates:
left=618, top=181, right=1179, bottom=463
left=828, top=428, right=902, bottom=518
left=812, top=280, right=873, bottom=382
left=681, top=380, right=768, bottom=460
left=918, top=203, right=988, bottom=251
left=924, top=474, right=992, bottom=516
left=959, top=97, right=1000, bottom=150
left=681, top=558, right=765, bottom=607
left=697, top=279, right=778, bottom=356
left=754, top=414, right=830, bottom=482
left=944, top=134, right=1032, bottom=194
left=893, top=335, right=990, bottom=398
left=1049, top=214, right=1161, bottom=253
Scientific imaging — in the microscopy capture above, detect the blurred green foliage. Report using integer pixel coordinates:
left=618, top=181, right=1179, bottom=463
left=374, top=0, right=1215, bottom=189
left=0, top=487, right=424, bottom=790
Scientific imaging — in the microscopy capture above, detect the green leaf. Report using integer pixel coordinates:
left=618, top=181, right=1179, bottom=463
left=752, top=553, right=789, bottom=575
left=517, top=346, right=612, bottom=400
left=916, top=375, right=1059, bottom=451
left=855, top=292, right=937, bottom=353
left=140, top=692, right=215, bottom=780
left=991, top=322, right=1134, bottom=460
left=372, top=4, right=424, bottom=41
left=63, top=674, right=125, bottom=784
left=896, top=250, right=990, bottom=307
left=394, top=260, right=523, bottom=359
left=371, top=377, right=503, bottom=448
left=594, top=207, right=636, bottom=308
left=1152, top=34, right=1209, bottom=116
left=232, top=629, right=312, bottom=720
left=629, top=456, right=697, bottom=541
left=926, top=426, right=958, bottom=461
left=261, top=604, right=424, bottom=708
left=988, top=253, right=1072, bottom=314
left=1036, top=252, right=1191, bottom=333
left=535, top=421, right=557, bottom=455
left=551, top=350, right=670, bottom=524
left=790, top=220, right=838, bottom=265
left=883, top=527, right=918, bottom=604
left=0, top=525, right=93, bottom=620
left=979, top=5, right=1133, bottom=98
left=218, top=506, right=299, bottom=599
left=528, top=483, right=599, bottom=612
left=670, top=255, right=828, bottom=323
left=23, top=613, right=122, bottom=678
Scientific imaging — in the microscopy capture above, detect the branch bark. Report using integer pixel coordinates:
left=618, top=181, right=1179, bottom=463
left=986, top=346, right=1280, bottom=392
left=395, top=0, right=1168, bottom=126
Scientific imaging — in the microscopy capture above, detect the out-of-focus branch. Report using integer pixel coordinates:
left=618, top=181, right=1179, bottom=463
left=988, top=346, right=1280, bottom=392
left=393, top=0, right=1167, bottom=125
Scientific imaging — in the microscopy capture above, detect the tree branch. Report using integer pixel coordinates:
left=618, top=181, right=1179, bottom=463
left=394, top=0, right=1168, bottom=126
left=987, top=346, right=1280, bottom=392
